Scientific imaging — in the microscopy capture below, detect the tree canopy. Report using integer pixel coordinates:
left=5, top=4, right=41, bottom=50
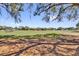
left=0, top=3, right=79, bottom=23
left=76, top=22, right=79, bottom=28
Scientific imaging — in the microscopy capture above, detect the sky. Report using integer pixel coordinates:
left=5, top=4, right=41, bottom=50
left=0, top=4, right=79, bottom=28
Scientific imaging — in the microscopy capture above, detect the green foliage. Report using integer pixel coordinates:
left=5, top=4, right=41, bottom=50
left=0, top=3, right=24, bottom=23
left=51, top=6, right=56, bottom=12
left=0, top=3, right=79, bottom=22
left=76, top=22, right=79, bottom=28
left=57, top=27, right=63, bottom=30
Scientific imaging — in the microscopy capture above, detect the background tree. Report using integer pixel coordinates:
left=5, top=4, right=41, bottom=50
left=57, top=27, right=63, bottom=30
left=0, top=3, right=79, bottom=23
left=76, top=22, right=79, bottom=29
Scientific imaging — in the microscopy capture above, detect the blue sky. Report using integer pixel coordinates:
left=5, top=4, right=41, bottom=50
left=0, top=4, right=79, bottom=28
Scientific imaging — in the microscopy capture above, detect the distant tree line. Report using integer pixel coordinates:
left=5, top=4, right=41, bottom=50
left=0, top=25, right=79, bottom=31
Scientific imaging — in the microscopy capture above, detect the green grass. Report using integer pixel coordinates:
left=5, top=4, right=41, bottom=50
left=0, top=30, right=60, bottom=36
left=0, top=30, right=79, bottom=39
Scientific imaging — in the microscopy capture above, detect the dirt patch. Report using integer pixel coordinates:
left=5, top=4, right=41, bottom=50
left=0, top=35, right=79, bottom=56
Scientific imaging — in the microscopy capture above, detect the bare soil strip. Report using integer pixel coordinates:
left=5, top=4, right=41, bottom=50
left=0, top=35, right=79, bottom=56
